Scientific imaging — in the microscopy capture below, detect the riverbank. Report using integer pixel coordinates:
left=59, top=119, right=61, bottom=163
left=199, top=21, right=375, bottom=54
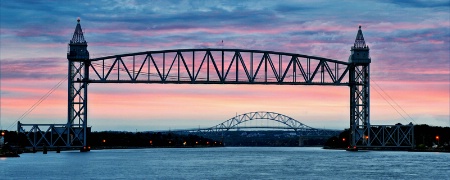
left=323, top=146, right=450, bottom=153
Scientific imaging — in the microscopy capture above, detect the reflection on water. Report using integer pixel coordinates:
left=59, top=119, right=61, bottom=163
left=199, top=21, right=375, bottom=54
left=1, top=147, right=449, bottom=179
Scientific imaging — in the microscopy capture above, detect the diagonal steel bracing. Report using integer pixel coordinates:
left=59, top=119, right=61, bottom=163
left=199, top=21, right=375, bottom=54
left=88, top=48, right=351, bottom=85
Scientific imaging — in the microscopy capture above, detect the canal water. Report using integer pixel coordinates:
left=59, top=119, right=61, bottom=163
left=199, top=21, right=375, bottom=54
left=1, top=147, right=449, bottom=179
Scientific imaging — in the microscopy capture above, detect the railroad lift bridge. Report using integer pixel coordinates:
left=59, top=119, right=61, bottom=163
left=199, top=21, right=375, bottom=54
left=18, top=19, right=414, bottom=151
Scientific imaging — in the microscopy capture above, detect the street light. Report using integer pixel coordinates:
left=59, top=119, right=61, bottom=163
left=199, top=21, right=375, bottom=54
left=436, top=135, right=440, bottom=145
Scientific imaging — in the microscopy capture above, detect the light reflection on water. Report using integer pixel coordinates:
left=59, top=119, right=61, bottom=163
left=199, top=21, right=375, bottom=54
left=1, top=147, right=449, bottom=179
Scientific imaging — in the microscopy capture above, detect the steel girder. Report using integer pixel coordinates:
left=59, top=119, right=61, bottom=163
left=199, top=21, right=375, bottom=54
left=87, top=49, right=350, bottom=85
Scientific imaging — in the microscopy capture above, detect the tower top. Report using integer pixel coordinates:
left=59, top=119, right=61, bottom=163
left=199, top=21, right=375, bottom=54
left=348, top=26, right=370, bottom=63
left=353, top=25, right=367, bottom=49
left=70, top=18, right=86, bottom=44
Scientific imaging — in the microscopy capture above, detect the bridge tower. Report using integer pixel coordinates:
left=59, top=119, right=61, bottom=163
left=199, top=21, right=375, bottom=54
left=348, top=26, right=371, bottom=147
left=67, top=18, right=90, bottom=148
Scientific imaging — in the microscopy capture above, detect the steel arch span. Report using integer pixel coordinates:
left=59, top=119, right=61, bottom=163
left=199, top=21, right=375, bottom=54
left=214, top=111, right=316, bottom=131
left=173, top=111, right=342, bottom=137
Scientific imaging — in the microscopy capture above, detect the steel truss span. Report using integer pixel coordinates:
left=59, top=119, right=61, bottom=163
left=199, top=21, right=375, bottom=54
left=17, top=122, right=87, bottom=148
left=367, top=124, right=414, bottom=147
left=86, top=48, right=351, bottom=85
left=173, top=111, right=342, bottom=137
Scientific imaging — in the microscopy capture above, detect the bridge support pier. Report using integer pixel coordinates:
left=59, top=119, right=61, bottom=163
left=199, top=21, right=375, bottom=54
left=298, top=137, right=304, bottom=146
left=349, top=64, right=370, bottom=147
left=66, top=18, right=90, bottom=148
left=348, top=26, right=371, bottom=148
left=66, top=60, right=90, bottom=147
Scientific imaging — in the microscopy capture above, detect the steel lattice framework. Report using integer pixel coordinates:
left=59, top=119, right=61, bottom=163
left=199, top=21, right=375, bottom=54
left=348, top=26, right=372, bottom=147
left=87, top=49, right=351, bottom=85
left=367, top=124, right=414, bottom=147
left=17, top=21, right=414, bottom=150
left=170, top=111, right=341, bottom=137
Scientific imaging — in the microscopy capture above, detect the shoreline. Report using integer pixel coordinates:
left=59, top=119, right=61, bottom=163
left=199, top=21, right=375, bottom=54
left=323, top=146, right=450, bottom=153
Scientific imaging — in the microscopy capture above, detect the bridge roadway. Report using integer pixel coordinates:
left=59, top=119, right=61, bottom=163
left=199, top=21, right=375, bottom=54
left=167, top=126, right=342, bottom=137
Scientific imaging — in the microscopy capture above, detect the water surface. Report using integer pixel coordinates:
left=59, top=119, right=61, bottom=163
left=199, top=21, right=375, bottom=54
left=1, top=147, right=449, bottom=179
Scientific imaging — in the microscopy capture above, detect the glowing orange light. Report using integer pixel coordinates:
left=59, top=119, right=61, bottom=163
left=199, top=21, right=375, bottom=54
left=195, top=141, right=198, bottom=144
left=183, top=141, right=187, bottom=146
left=149, top=140, right=153, bottom=144
left=436, top=136, right=439, bottom=140
left=102, top=139, right=106, bottom=143
left=207, top=141, right=210, bottom=145
left=1, top=132, right=4, bottom=136
left=342, top=138, right=346, bottom=142
left=365, top=136, right=369, bottom=139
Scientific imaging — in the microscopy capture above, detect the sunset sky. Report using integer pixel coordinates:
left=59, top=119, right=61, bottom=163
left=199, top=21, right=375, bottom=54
left=1, top=0, right=449, bottom=131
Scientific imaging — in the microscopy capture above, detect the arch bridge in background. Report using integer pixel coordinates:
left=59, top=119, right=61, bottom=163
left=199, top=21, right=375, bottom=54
left=170, top=111, right=342, bottom=137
